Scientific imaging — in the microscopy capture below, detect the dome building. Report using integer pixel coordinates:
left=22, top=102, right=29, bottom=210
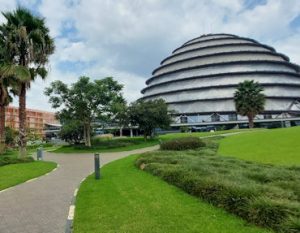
left=141, top=33, right=300, bottom=128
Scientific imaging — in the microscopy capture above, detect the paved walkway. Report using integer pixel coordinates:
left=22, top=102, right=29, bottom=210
left=199, top=132, right=242, bottom=138
left=0, top=145, right=159, bottom=233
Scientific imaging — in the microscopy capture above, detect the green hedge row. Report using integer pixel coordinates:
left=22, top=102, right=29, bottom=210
left=0, top=156, right=34, bottom=167
left=160, top=137, right=205, bottom=150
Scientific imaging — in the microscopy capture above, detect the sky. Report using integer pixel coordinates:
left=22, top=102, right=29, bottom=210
left=1, top=0, right=300, bottom=112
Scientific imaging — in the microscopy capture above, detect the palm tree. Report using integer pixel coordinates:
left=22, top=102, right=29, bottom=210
left=0, top=79, right=10, bottom=149
left=1, top=7, right=54, bottom=157
left=0, top=38, right=31, bottom=152
left=234, top=80, right=265, bottom=128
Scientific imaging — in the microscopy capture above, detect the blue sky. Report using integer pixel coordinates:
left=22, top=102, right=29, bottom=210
left=1, top=0, right=300, bottom=111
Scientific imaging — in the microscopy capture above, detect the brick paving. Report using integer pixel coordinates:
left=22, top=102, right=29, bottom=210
left=0, top=145, right=159, bottom=233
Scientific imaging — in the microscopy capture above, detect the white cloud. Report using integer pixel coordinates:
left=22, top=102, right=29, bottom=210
left=55, top=39, right=100, bottom=62
left=273, top=34, right=300, bottom=64
left=0, top=0, right=16, bottom=23
left=38, top=0, right=73, bottom=37
left=3, top=0, right=300, bottom=111
left=222, top=0, right=300, bottom=40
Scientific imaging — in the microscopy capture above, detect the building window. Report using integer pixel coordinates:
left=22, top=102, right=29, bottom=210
left=264, top=114, right=272, bottom=119
left=211, top=114, right=220, bottom=122
left=180, top=116, right=188, bottom=123
left=229, top=114, right=237, bottom=121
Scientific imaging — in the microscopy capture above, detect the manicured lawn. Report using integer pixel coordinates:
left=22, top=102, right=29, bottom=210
left=74, top=155, right=271, bottom=233
left=0, top=161, right=57, bottom=191
left=1, top=144, right=61, bottom=158
left=218, top=126, right=300, bottom=165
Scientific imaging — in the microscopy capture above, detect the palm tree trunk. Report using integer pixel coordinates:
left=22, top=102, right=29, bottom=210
left=19, top=83, right=27, bottom=157
left=248, top=114, right=254, bottom=129
left=83, top=123, right=87, bottom=146
left=0, top=104, right=6, bottom=153
left=130, top=128, right=133, bottom=138
left=119, top=127, right=123, bottom=137
left=86, top=123, right=91, bottom=147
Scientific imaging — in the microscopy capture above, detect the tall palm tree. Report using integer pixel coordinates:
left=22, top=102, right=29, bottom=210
left=1, top=7, right=54, bottom=157
left=0, top=65, right=31, bottom=148
left=234, top=80, right=265, bottom=128
left=0, top=38, right=31, bottom=152
left=0, top=79, right=10, bottom=148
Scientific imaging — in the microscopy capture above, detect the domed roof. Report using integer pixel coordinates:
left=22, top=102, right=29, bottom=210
left=141, top=33, right=300, bottom=116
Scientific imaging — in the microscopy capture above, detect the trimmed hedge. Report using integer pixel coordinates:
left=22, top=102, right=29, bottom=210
left=160, top=137, right=205, bottom=150
left=0, top=156, right=34, bottom=167
left=136, top=139, right=300, bottom=233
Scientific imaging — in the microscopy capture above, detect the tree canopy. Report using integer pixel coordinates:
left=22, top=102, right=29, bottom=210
left=45, top=76, right=124, bottom=147
left=129, top=99, right=172, bottom=139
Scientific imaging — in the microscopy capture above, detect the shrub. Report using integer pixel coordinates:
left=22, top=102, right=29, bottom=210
left=5, top=127, right=17, bottom=146
left=180, top=126, right=190, bottom=133
left=246, top=198, right=290, bottom=230
left=0, top=143, right=5, bottom=155
left=160, top=137, right=205, bottom=151
left=0, top=156, right=34, bottom=167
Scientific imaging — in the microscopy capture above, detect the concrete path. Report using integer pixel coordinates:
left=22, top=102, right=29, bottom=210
left=0, top=145, right=159, bottom=233
left=199, top=132, right=242, bottom=138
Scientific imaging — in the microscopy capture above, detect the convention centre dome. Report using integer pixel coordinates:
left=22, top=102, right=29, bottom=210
left=141, top=33, right=300, bottom=127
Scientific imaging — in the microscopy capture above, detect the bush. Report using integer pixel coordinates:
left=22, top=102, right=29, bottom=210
left=160, top=137, right=205, bottom=151
left=0, top=143, right=5, bottom=155
left=5, top=127, right=17, bottom=146
left=180, top=126, right=190, bottom=133
left=246, top=198, right=289, bottom=230
left=0, top=156, right=34, bottom=167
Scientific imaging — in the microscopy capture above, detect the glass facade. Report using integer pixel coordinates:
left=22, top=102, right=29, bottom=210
left=174, top=112, right=295, bottom=125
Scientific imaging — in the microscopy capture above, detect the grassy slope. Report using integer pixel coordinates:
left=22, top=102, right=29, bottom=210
left=218, top=126, right=300, bottom=165
left=74, top=155, right=270, bottom=233
left=0, top=161, right=57, bottom=191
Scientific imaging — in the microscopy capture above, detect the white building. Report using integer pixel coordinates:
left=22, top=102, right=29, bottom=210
left=142, top=33, right=300, bottom=128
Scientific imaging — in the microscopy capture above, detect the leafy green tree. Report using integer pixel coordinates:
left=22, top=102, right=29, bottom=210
left=0, top=7, right=55, bottom=157
left=45, top=76, right=124, bottom=147
left=234, top=80, right=265, bottom=128
left=59, top=120, right=84, bottom=144
left=129, top=99, right=172, bottom=140
left=111, top=101, right=129, bottom=137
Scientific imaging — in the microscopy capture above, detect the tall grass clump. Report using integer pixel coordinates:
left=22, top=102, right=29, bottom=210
left=136, top=138, right=300, bottom=233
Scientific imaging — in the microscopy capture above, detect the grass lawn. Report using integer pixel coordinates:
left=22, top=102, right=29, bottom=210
left=218, top=126, right=300, bottom=165
left=1, top=144, right=61, bottom=157
left=0, top=161, right=57, bottom=191
left=74, top=155, right=271, bottom=233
